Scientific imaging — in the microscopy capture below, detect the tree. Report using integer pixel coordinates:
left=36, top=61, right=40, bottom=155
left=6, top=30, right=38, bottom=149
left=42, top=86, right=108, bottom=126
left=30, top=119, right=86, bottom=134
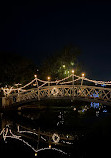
left=0, top=52, right=37, bottom=86
left=38, top=45, right=82, bottom=80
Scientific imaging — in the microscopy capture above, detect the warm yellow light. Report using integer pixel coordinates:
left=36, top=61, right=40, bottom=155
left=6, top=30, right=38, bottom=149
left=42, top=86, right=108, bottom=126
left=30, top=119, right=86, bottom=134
left=35, top=152, right=37, bottom=156
left=63, top=65, right=65, bottom=68
left=82, top=73, right=85, bottom=77
left=34, top=74, right=37, bottom=78
left=72, top=70, right=74, bottom=74
left=47, top=76, right=51, bottom=80
left=49, top=144, right=51, bottom=149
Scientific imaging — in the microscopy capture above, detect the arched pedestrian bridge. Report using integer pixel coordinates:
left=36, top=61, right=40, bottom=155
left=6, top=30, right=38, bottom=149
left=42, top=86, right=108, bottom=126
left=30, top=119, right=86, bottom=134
left=1, top=74, right=111, bottom=107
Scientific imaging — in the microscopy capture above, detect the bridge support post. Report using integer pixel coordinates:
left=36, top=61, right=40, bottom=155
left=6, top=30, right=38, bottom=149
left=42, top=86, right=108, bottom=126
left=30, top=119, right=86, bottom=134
left=2, top=97, right=6, bottom=107
left=38, top=88, right=40, bottom=101
left=2, top=97, right=13, bottom=107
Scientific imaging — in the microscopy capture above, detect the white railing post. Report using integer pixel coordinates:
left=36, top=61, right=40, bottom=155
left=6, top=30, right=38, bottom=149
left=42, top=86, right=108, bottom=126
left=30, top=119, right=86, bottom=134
left=48, top=77, right=51, bottom=97
left=34, top=75, right=40, bottom=100
left=17, top=125, right=20, bottom=132
left=81, top=73, right=85, bottom=86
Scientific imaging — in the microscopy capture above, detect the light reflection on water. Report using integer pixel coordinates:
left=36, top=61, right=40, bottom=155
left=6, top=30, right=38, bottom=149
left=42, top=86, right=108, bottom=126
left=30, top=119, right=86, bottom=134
left=0, top=100, right=111, bottom=157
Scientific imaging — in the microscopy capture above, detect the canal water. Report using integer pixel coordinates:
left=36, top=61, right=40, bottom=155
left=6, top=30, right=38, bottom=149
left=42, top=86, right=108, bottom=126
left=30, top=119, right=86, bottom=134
left=0, top=100, right=111, bottom=158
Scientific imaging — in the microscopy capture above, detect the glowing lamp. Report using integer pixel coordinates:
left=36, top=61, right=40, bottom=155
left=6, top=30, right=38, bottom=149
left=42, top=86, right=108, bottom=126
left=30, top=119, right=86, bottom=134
left=73, top=107, right=76, bottom=111
left=47, top=76, right=51, bottom=80
left=82, top=73, right=85, bottom=77
left=49, top=144, right=51, bottom=149
left=35, top=152, right=37, bottom=156
left=34, top=74, right=37, bottom=78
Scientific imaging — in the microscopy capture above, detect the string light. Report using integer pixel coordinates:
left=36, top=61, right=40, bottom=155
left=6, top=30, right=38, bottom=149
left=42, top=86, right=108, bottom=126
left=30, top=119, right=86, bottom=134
left=51, top=87, right=59, bottom=96
left=52, top=133, right=60, bottom=143
left=2, top=72, right=111, bottom=97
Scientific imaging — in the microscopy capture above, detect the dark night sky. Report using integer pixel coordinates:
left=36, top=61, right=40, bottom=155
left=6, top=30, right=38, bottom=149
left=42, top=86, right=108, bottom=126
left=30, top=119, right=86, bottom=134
left=0, top=1, right=111, bottom=81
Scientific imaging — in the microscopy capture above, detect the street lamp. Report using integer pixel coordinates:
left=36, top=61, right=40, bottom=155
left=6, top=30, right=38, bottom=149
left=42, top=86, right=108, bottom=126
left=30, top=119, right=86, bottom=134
left=34, top=74, right=37, bottom=78
left=72, top=70, right=74, bottom=100
left=34, top=74, right=38, bottom=88
left=49, top=144, right=51, bottom=149
left=81, top=73, right=85, bottom=86
left=47, top=76, right=51, bottom=97
left=47, top=76, right=51, bottom=86
left=34, top=74, right=40, bottom=100
left=72, top=70, right=74, bottom=74
left=47, top=76, right=50, bottom=80
left=35, top=152, right=37, bottom=157
left=15, top=83, right=22, bottom=101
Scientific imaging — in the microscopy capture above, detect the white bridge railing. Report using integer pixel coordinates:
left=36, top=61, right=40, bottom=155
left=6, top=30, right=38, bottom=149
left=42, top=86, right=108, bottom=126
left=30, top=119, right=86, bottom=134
left=1, top=74, right=111, bottom=106
left=2, top=85, right=111, bottom=106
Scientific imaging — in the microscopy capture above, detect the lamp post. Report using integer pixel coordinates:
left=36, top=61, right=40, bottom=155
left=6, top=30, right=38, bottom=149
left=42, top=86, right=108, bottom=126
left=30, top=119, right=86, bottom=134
left=34, top=74, right=40, bottom=100
left=47, top=76, right=51, bottom=86
left=15, top=83, right=22, bottom=102
left=81, top=73, right=85, bottom=86
left=72, top=70, right=74, bottom=101
left=34, top=74, right=38, bottom=88
left=47, top=76, right=51, bottom=97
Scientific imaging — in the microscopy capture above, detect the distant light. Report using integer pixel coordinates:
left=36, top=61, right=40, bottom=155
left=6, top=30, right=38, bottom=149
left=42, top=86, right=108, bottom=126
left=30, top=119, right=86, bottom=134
left=71, top=62, right=74, bottom=66
left=63, top=65, right=65, bottom=68
left=103, top=109, right=107, bottom=113
left=73, top=107, right=76, bottom=111
left=82, top=109, right=85, bottom=112
left=68, top=71, right=69, bottom=74
left=72, top=70, right=74, bottom=74
left=101, top=84, right=106, bottom=87
left=82, top=73, right=85, bottom=77
left=91, top=102, right=99, bottom=109
left=90, top=93, right=99, bottom=98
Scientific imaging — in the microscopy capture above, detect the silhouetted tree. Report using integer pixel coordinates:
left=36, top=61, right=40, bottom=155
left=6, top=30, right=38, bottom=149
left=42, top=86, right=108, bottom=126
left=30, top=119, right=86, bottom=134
left=0, top=52, right=37, bottom=86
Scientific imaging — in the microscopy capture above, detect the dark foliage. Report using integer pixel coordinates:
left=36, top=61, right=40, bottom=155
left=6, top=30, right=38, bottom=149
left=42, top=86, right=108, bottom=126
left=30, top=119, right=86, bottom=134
left=0, top=52, right=37, bottom=86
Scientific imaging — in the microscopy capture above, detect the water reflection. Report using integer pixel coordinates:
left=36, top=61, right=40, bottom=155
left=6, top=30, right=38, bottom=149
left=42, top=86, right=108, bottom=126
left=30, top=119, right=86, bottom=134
left=90, top=102, right=99, bottom=109
left=0, top=124, right=69, bottom=156
left=0, top=114, right=77, bottom=157
left=0, top=100, right=111, bottom=157
left=57, top=111, right=64, bottom=126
